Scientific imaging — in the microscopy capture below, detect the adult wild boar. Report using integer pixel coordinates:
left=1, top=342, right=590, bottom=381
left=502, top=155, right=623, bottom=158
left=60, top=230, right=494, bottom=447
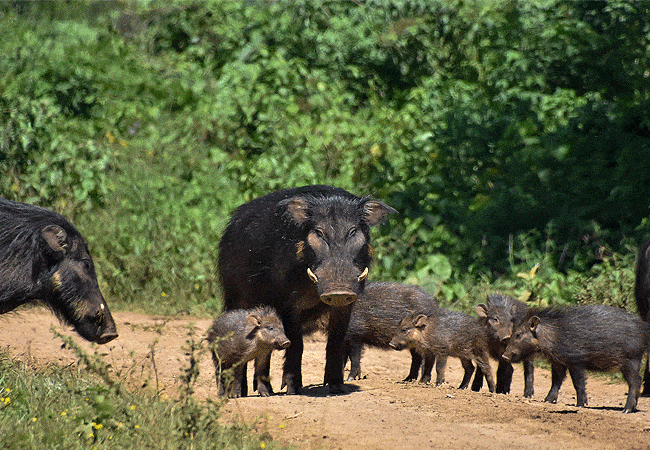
left=218, top=185, right=396, bottom=394
left=0, top=198, right=118, bottom=344
left=634, top=236, right=650, bottom=394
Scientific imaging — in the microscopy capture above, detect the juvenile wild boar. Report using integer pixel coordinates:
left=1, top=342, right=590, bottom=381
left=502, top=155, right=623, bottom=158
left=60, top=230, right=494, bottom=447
left=206, top=306, right=291, bottom=398
left=502, top=304, right=649, bottom=413
left=0, top=198, right=117, bottom=344
left=344, top=282, right=441, bottom=383
left=218, top=185, right=396, bottom=394
left=389, top=309, right=495, bottom=392
left=475, top=293, right=534, bottom=397
left=634, top=236, right=650, bottom=394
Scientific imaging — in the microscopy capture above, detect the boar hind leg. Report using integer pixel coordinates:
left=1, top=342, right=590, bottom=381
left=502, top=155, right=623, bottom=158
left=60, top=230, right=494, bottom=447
left=434, top=355, right=448, bottom=386
left=346, top=342, right=363, bottom=381
left=474, top=354, right=495, bottom=393
left=545, top=363, right=567, bottom=404
left=642, top=354, right=650, bottom=396
left=567, top=365, right=588, bottom=407
left=621, top=359, right=642, bottom=413
left=418, top=352, right=433, bottom=384
left=254, top=352, right=274, bottom=397
left=227, top=364, right=246, bottom=398
left=458, top=358, right=476, bottom=390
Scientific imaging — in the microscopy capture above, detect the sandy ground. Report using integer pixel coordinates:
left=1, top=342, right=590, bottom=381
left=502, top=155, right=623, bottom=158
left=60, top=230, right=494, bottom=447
left=2, top=307, right=650, bottom=450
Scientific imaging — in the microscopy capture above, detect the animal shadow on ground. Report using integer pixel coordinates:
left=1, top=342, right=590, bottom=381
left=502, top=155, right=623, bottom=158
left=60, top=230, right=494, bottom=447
left=296, top=383, right=361, bottom=397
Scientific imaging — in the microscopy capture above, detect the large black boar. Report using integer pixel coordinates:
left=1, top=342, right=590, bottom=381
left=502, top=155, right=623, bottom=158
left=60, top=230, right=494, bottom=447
left=0, top=198, right=117, bottom=344
left=634, top=236, right=650, bottom=394
left=218, top=185, right=396, bottom=394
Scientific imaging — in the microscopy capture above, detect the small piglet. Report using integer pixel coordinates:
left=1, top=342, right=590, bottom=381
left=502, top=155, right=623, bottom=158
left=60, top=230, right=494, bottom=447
left=475, top=293, right=534, bottom=397
left=502, top=304, right=650, bottom=413
left=206, top=306, right=290, bottom=398
left=344, top=281, right=441, bottom=383
left=389, top=309, right=495, bottom=392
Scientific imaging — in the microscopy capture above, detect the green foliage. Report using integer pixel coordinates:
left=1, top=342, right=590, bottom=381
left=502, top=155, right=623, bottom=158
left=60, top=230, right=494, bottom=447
left=0, top=330, right=286, bottom=450
left=1, top=0, right=649, bottom=312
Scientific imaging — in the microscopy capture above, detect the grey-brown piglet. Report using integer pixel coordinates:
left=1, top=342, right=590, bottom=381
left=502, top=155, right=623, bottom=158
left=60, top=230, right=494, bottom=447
left=207, top=306, right=290, bottom=398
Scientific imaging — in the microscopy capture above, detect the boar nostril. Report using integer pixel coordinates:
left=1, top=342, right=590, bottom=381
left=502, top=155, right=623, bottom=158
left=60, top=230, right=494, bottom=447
left=96, top=332, right=118, bottom=345
left=320, top=292, right=357, bottom=307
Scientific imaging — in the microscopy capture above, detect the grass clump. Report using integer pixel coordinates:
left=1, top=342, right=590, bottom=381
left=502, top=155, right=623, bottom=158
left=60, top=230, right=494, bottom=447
left=0, top=328, right=289, bottom=450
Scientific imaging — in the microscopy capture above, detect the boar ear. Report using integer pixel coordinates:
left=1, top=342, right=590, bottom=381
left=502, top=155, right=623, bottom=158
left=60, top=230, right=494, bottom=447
left=362, top=199, right=397, bottom=227
left=528, top=316, right=540, bottom=331
left=414, top=314, right=428, bottom=328
left=279, top=197, right=310, bottom=225
left=475, top=304, right=488, bottom=318
left=41, top=225, right=68, bottom=255
left=245, top=313, right=263, bottom=336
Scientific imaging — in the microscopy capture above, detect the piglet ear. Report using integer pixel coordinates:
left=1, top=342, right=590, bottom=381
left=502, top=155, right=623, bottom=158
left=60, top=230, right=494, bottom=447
left=246, top=313, right=262, bottom=329
left=279, top=197, right=310, bottom=225
left=475, top=304, right=488, bottom=318
left=362, top=199, right=397, bottom=227
left=41, top=225, right=68, bottom=255
left=414, top=314, right=428, bottom=328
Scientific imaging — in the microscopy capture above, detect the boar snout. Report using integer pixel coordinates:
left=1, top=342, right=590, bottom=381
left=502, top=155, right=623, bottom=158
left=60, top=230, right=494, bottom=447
left=95, top=330, right=119, bottom=345
left=276, top=338, right=291, bottom=350
left=320, top=291, right=357, bottom=307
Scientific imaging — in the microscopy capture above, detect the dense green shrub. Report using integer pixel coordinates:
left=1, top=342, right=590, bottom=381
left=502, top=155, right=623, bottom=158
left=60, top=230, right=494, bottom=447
left=1, top=0, right=648, bottom=312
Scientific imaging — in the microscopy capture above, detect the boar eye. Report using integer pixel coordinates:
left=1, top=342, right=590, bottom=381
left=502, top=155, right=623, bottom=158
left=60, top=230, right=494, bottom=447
left=314, top=229, right=325, bottom=240
left=347, top=227, right=357, bottom=239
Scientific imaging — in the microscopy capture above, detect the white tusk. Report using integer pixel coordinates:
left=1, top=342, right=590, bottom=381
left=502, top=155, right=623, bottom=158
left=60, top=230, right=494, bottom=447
left=307, top=267, right=319, bottom=283
left=358, top=267, right=369, bottom=282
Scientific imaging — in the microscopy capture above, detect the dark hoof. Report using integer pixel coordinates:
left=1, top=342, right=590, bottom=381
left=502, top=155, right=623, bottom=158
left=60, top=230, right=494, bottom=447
left=328, top=383, right=347, bottom=395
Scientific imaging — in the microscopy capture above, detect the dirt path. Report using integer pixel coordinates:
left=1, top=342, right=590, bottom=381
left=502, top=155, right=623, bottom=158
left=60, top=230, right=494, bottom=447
left=2, top=308, right=650, bottom=450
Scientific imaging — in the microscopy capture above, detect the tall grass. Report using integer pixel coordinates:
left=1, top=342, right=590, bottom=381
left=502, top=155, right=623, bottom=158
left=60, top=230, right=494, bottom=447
left=0, top=328, right=290, bottom=450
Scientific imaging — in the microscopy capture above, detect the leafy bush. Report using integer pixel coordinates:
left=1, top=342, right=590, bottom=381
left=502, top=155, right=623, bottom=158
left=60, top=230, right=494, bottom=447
left=1, top=0, right=648, bottom=312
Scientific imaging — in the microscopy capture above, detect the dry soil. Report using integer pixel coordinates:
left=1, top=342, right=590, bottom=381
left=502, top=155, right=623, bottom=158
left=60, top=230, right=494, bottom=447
left=2, top=308, right=650, bottom=450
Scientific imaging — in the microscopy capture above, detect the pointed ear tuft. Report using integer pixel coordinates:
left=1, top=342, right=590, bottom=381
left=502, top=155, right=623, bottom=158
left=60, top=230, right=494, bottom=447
left=475, top=304, right=488, bottom=318
left=362, top=199, right=397, bottom=227
left=279, top=197, right=310, bottom=225
left=414, top=314, right=428, bottom=328
left=41, top=225, right=68, bottom=255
